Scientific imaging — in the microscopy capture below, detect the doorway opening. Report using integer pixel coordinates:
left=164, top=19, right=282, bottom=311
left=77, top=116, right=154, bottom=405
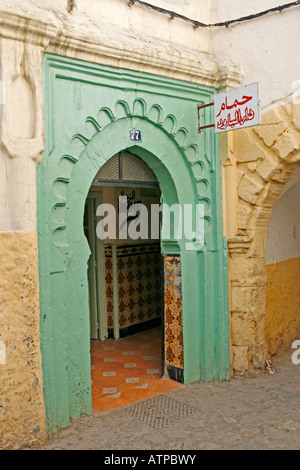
left=265, top=165, right=300, bottom=357
left=84, top=150, right=180, bottom=412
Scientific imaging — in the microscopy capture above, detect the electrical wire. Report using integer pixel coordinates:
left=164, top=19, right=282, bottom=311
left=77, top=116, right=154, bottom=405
left=127, top=0, right=300, bottom=28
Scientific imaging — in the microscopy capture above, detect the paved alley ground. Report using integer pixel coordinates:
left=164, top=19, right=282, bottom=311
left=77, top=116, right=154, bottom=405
left=36, top=348, right=300, bottom=451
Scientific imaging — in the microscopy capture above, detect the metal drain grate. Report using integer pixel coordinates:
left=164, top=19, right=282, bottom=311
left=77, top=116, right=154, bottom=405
left=124, top=395, right=199, bottom=429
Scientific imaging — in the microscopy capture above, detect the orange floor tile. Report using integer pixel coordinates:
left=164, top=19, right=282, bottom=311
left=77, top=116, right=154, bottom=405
left=90, top=326, right=181, bottom=413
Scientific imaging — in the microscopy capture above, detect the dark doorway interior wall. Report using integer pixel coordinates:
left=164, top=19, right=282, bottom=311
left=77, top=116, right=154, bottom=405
left=84, top=150, right=163, bottom=342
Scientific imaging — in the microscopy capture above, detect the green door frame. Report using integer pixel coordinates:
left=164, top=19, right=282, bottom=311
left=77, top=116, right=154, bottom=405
left=37, top=53, right=230, bottom=435
left=85, top=191, right=108, bottom=341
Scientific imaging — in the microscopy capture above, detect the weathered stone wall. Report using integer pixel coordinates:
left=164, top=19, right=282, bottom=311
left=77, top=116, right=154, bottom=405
left=0, top=232, right=46, bottom=449
left=0, top=13, right=47, bottom=448
left=223, top=100, right=300, bottom=375
left=265, top=258, right=300, bottom=356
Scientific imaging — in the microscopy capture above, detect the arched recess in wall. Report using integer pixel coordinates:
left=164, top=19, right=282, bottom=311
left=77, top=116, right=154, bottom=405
left=37, top=54, right=230, bottom=435
left=228, top=101, right=300, bottom=375
left=249, top=159, right=300, bottom=363
left=264, top=165, right=300, bottom=356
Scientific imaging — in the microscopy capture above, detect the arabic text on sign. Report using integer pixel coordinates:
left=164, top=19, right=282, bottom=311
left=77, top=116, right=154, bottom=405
left=217, top=107, right=255, bottom=131
left=215, top=95, right=253, bottom=117
left=213, top=83, right=260, bottom=133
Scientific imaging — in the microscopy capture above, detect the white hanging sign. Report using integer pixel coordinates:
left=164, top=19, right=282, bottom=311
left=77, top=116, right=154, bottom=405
left=213, top=82, right=260, bottom=133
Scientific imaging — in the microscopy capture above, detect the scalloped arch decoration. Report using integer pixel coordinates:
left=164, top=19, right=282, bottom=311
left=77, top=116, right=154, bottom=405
left=50, top=98, right=206, bottom=250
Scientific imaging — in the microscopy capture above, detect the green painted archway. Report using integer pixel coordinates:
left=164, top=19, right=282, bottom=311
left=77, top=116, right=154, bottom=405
left=37, top=54, right=230, bottom=435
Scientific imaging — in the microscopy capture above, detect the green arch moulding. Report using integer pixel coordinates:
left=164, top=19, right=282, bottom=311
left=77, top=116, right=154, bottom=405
left=37, top=54, right=230, bottom=435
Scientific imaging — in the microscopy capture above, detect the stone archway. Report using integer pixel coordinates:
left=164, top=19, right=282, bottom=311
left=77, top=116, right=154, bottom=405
left=264, top=167, right=300, bottom=355
left=224, top=100, right=300, bottom=375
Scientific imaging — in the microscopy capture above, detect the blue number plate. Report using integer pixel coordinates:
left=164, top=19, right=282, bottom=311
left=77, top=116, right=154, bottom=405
left=130, top=129, right=142, bottom=142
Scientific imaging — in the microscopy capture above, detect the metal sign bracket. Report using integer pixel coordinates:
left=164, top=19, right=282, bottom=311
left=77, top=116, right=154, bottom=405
left=197, top=103, right=215, bottom=133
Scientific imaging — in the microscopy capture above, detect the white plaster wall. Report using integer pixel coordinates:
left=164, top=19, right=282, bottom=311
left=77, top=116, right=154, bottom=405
left=8, top=0, right=211, bottom=52
left=210, top=0, right=300, bottom=109
left=265, top=167, right=300, bottom=265
left=76, top=0, right=209, bottom=50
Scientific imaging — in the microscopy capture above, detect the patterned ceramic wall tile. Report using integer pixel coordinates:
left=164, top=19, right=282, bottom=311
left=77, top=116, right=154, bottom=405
left=105, top=243, right=162, bottom=330
left=164, top=256, right=183, bottom=370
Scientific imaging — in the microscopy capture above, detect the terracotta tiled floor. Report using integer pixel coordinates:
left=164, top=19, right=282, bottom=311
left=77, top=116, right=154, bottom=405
left=90, top=326, right=181, bottom=413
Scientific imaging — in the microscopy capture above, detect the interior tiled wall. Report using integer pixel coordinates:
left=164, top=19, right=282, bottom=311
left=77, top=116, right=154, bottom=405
left=105, top=243, right=162, bottom=332
left=104, top=248, right=184, bottom=383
